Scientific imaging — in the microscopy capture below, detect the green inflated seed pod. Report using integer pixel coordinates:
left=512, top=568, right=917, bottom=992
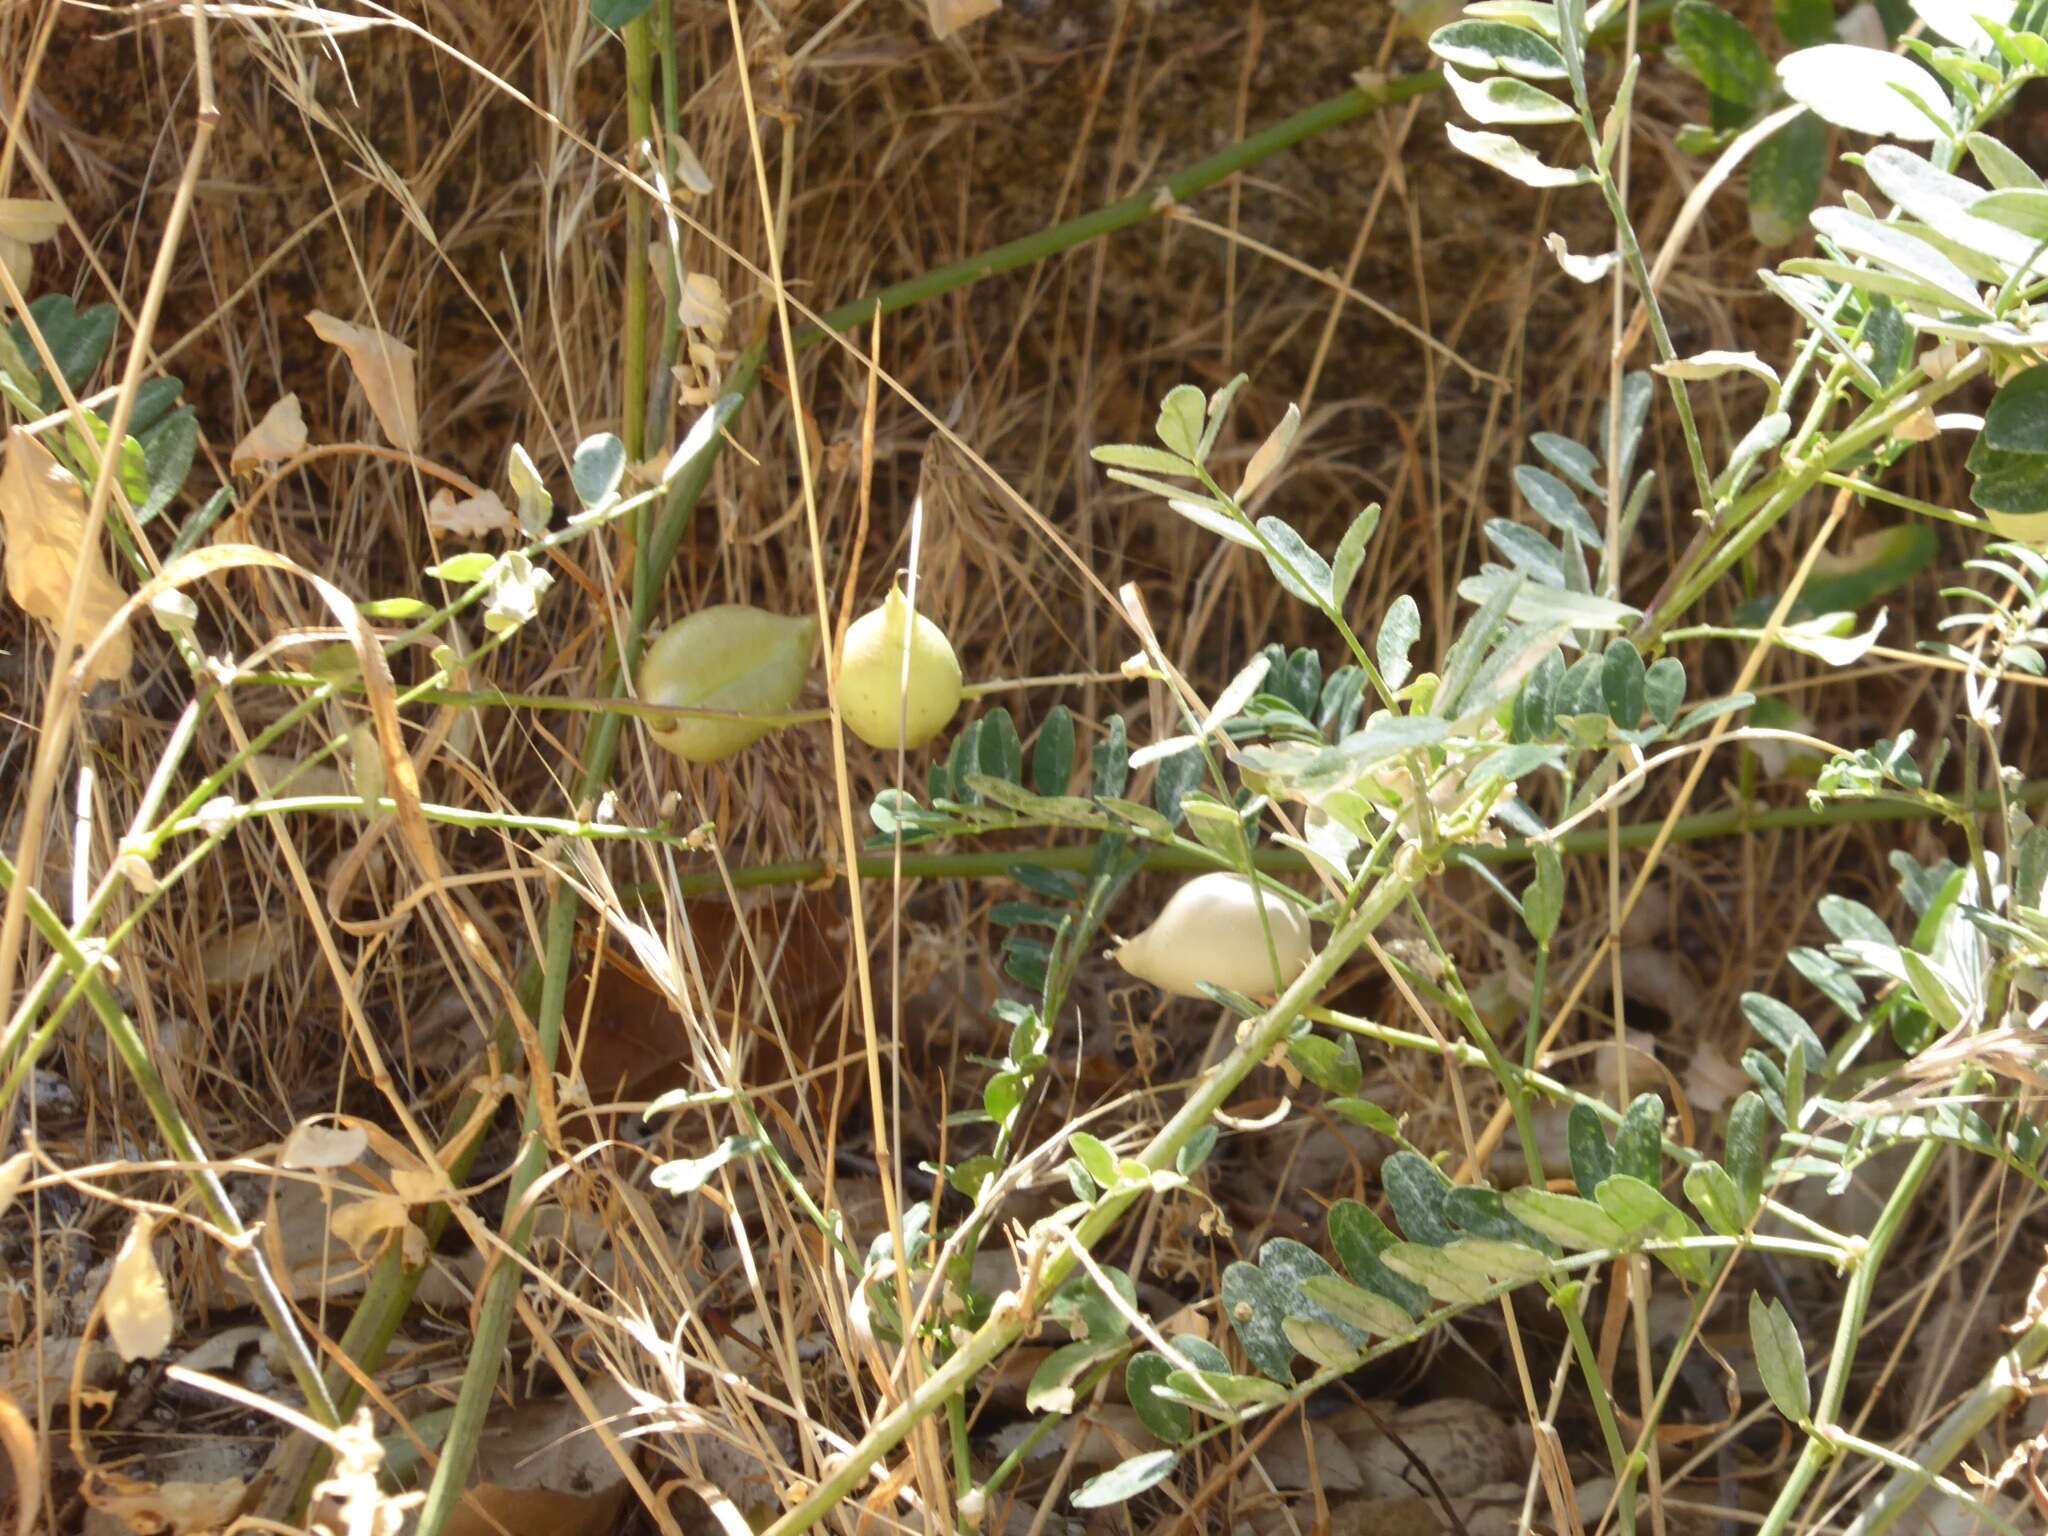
left=636, top=604, right=815, bottom=763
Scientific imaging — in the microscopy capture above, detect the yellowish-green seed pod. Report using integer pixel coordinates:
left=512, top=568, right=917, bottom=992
left=836, top=583, right=963, bottom=750
left=1113, top=873, right=1313, bottom=999
left=637, top=604, right=815, bottom=764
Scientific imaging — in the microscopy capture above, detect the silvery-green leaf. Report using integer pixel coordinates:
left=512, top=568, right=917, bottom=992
left=1072, top=1450, right=1179, bottom=1509
left=1503, top=1186, right=1627, bottom=1249
left=1383, top=1243, right=1492, bottom=1304
left=1377, top=594, right=1423, bottom=689
left=1168, top=495, right=1263, bottom=549
left=1862, top=146, right=2040, bottom=273
left=1457, top=569, right=1638, bottom=630
left=1655, top=350, right=1780, bottom=389
left=1966, top=131, right=2042, bottom=191
left=1544, top=232, right=1619, bottom=282
left=1777, top=45, right=1951, bottom=141
left=1973, top=187, right=2048, bottom=247
left=1515, top=465, right=1604, bottom=546
left=1809, top=209, right=1987, bottom=315
left=1094, top=443, right=1198, bottom=477
left=1430, top=17, right=1571, bottom=76
left=1331, top=504, right=1382, bottom=611
left=1594, top=1174, right=1711, bottom=1282
left=1444, top=64, right=1576, bottom=123
left=1258, top=515, right=1334, bottom=607
left=1300, top=1273, right=1416, bottom=1336
left=1907, top=0, right=2014, bottom=50
left=1446, top=124, right=1595, bottom=187
left=571, top=432, right=626, bottom=508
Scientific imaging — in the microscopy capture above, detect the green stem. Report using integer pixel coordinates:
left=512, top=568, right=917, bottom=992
left=409, top=384, right=745, bottom=1536
left=1822, top=1428, right=2026, bottom=1536
left=1554, top=1278, right=1633, bottom=1508
left=1644, top=350, right=1990, bottom=636
left=1753, top=1135, right=1944, bottom=1536
left=622, top=16, right=653, bottom=464
left=641, top=0, right=686, bottom=448
left=789, top=73, right=1445, bottom=358
left=630, top=775, right=2048, bottom=897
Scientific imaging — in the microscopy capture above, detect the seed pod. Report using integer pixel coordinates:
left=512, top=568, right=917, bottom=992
left=637, top=604, right=815, bottom=763
left=1113, top=872, right=1313, bottom=999
left=836, top=582, right=963, bottom=750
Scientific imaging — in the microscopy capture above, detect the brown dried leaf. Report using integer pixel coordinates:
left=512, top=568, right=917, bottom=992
left=443, top=1385, right=633, bottom=1536
left=306, top=312, right=418, bottom=452
left=229, top=394, right=307, bottom=474
left=0, top=430, right=133, bottom=683
left=104, top=1219, right=174, bottom=1362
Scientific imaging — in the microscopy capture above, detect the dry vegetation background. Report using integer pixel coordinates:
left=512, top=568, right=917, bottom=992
left=0, top=0, right=2042, bottom=1533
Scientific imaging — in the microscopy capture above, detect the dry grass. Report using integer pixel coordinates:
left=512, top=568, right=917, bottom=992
left=2, top=0, right=2044, bottom=1533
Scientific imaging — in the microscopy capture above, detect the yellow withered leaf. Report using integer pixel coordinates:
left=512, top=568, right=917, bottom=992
left=0, top=429, right=133, bottom=683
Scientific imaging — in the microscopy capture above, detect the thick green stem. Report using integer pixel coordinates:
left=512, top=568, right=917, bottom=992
left=622, top=16, right=653, bottom=464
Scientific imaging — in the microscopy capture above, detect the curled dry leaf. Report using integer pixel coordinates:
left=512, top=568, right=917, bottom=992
left=279, top=1122, right=368, bottom=1171
left=676, top=272, right=728, bottom=340
left=0, top=429, right=134, bottom=684
left=105, top=1218, right=175, bottom=1362
left=229, top=394, right=307, bottom=474
left=330, top=1194, right=426, bottom=1267
left=0, top=199, right=63, bottom=304
left=426, top=486, right=514, bottom=539
left=306, top=311, right=419, bottom=452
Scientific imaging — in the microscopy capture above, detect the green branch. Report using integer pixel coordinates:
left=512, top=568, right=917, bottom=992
left=649, top=776, right=2048, bottom=897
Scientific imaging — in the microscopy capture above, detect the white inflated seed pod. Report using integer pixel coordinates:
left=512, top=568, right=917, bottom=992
left=1113, top=872, right=1313, bottom=998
